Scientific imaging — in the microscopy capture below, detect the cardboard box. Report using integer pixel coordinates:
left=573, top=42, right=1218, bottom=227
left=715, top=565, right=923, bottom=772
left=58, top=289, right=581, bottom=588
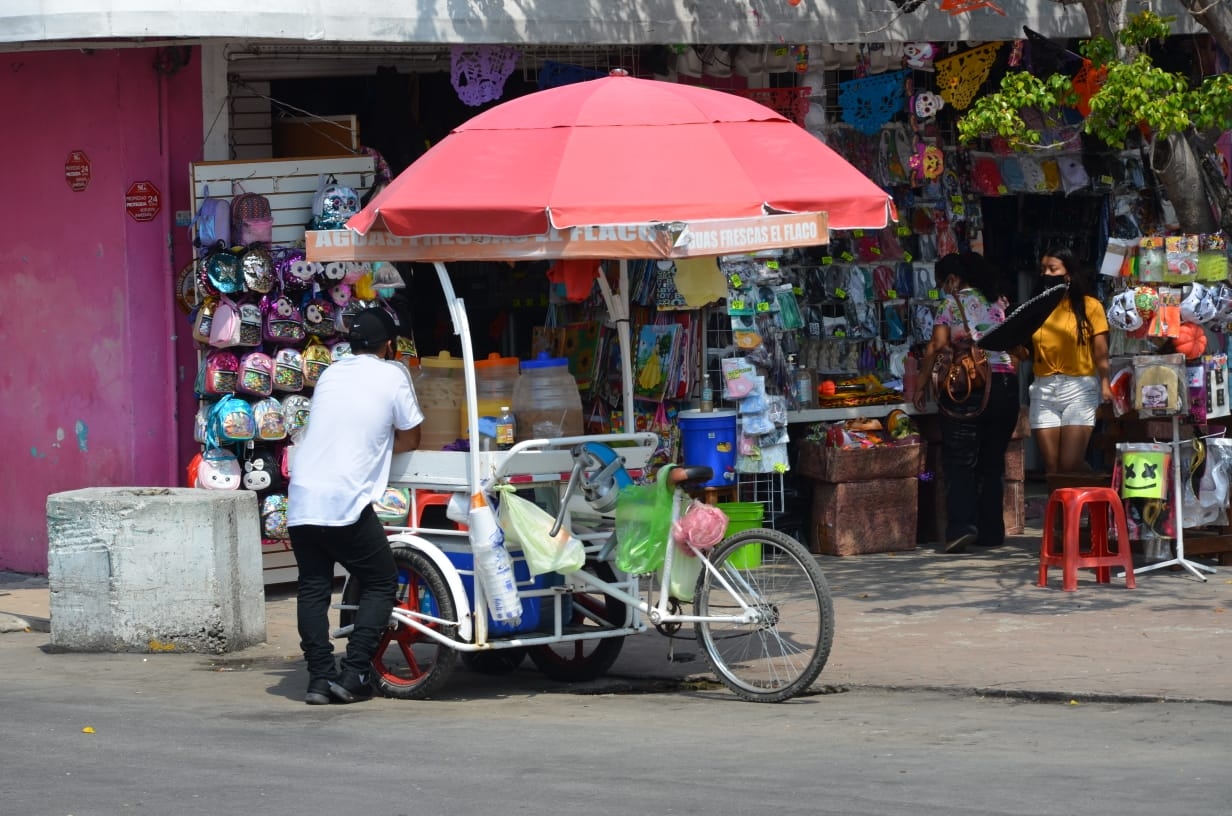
left=797, top=441, right=923, bottom=482
left=811, top=477, right=918, bottom=556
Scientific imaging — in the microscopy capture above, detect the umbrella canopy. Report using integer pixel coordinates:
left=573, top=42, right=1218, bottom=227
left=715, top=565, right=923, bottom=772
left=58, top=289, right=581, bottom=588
left=337, top=72, right=894, bottom=261
left=976, top=282, right=1070, bottom=352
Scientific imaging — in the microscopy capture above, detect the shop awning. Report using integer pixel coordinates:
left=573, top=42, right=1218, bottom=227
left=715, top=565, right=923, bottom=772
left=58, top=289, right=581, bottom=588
left=2, top=0, right=1201, bottom=49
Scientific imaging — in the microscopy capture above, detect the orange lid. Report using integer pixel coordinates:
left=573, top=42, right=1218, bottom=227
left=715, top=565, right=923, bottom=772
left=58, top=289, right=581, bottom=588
left=474, top=352, right=519, bottom=370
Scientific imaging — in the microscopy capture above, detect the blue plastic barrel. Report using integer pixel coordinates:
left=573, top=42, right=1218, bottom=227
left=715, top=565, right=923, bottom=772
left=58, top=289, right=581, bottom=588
left=678, top=409, right=737, bottom=488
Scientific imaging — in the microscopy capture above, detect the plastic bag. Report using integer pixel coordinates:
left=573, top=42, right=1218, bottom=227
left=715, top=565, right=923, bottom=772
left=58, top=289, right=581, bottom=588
left=614, top=474, right=674, bottom=574
left=495, top=486, right=585, bottom=577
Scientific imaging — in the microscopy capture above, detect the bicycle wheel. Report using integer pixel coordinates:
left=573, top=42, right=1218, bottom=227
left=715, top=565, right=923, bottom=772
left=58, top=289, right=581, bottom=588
left=340, top=547, right=459, bottom=700
left=527, top=561, right=627, bottom=682
left=694, top=528, right=834, bottom=703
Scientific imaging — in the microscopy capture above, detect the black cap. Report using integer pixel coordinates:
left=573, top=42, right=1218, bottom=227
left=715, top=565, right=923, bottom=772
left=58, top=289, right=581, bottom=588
left=348, top=308, right=398, bottom=351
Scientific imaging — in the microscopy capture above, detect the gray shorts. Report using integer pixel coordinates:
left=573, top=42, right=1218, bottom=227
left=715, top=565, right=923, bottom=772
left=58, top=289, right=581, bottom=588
left=1029, top=374, right=1099, bottom=428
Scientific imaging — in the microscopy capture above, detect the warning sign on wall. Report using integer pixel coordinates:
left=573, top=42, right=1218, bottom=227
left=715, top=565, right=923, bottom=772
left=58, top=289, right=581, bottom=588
left=65, top=151, right=91, bottom=192
left=125, top=181, right=161, bottom=223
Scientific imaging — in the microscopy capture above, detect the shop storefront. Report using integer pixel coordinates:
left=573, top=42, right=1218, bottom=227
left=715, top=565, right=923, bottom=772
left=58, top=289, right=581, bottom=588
left=1, top=0, right=1220, bottom=574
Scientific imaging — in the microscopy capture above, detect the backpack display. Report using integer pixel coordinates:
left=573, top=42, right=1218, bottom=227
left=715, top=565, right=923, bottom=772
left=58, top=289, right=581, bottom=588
left=207, top=395, right=256, bottom=446
left=330, top=341, right=352, bottom=362
left=195, top=447, right=242, bottom=490
left=302, top=339, right=332, bottom=387
left=263, top=294, right=306, bottom=345
left=252, top=397, right=287, bottom=441
left=192, top=186, right=231, bottom=256
left=260, top=493, right=290, bottom=539
left=273, top=347, right=304, bottom=393
left=208, top=295, right=242, bottom=348
left=231, top=188, right=274, bottom=246
left=193, top=403, right=210, bottom=443
left=282, top=394, right=311, bottom=436
left=309, top=174, right=360, bottom=231
left=200, top=350, right=239, bottom=396
left=238, top=351, right=274, bottom=397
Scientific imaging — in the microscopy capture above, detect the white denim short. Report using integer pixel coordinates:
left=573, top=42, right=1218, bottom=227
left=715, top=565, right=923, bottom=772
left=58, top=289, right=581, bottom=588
left=1029, top=374, right=1100, bottom=428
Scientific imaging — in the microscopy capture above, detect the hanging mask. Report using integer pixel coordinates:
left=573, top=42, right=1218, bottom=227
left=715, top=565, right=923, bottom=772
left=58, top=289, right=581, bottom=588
left=912, top=91, right=945, bottom=120
left=904, top=42, right=939, bottom=70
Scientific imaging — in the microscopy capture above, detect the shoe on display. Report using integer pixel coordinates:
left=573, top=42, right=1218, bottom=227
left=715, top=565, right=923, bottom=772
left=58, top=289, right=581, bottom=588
left=305, top=677, right=334, bottom=706
left=329, top=670, right=374, bottom=704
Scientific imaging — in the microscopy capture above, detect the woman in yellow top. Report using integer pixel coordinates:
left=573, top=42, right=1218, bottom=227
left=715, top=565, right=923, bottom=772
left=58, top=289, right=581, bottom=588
left=1026, top=247, right=1112, bottom=474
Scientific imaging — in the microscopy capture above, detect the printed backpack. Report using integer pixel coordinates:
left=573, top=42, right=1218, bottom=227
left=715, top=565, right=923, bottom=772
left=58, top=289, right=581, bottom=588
left=193, top=403, right=210, bottom=443
left=261, top=493, right=290, bottom=540
left=201, top=246, right=243, bottom=294
left=330, top=341, right=352, bottom=362
left=208, top=295, right=242, bottom=349
left=309, top=174, right=360, bottom=231
left=206, top=394, right=256, bottom=447
left=231, top=188, right=274, bottom=246
left=237, top=302, right=263, bottom=347
left=302, top=297, right=336, bottom=339
left=192, top=299, right=216, bottom=345
left=237, top=351, right=274, bottom=397
left=251, top=396, right=287, bottom=441
left=263, top=294, right=306, bottom=345
left=199, top=349, right=239, bottom=396
left=194, top=447, right=242, bottom=490
left=302, top=339, right=332, bottom=387
left=240, top=246, right=275, bottom=294
left=273, top=347, right=304, bottom=393
left=242, top=447, right=284, bottom=494
left=282, top=394, right=311, bottom=436
left=191, top=186, right=231, bottom=256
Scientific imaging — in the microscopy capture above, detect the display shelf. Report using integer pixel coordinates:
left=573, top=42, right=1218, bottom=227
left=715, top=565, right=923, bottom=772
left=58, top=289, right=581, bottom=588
left=786, top=401, right=932, bottom=424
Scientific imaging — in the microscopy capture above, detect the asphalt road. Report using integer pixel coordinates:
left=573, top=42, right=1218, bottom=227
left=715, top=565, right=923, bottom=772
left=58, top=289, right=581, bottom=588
left=1, top=642, right=1228, bottom=816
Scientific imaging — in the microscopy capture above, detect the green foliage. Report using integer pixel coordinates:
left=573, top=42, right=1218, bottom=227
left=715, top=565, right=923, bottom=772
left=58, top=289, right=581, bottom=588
left=957, top=12, right=1232, bottom=150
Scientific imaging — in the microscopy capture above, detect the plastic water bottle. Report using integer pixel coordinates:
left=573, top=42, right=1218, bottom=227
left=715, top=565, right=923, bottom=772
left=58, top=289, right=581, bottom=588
left=467, top=492, right=522, bottom=626
left=495, top=406, right=516, bottom=451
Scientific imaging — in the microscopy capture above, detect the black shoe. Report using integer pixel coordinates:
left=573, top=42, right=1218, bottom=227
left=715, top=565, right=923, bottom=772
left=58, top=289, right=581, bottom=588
left=305, top=677, right=334, bottom=706
left=329, top=670, right=374, bottom=704
left=943, top=531, right=978, bottom=554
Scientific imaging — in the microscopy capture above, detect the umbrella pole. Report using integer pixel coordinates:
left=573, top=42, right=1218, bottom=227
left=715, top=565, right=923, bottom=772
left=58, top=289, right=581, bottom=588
left=596, top=260, right=636, bottom=433
left=434, top=261, right=483, bottom=496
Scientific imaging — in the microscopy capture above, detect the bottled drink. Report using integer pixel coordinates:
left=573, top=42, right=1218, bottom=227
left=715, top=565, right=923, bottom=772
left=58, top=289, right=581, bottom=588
left=495, top=406, right=516, bottom=451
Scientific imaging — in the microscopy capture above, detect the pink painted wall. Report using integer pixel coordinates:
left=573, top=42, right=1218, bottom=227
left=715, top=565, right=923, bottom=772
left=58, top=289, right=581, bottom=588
left=0, top=48, right=203, bottom=573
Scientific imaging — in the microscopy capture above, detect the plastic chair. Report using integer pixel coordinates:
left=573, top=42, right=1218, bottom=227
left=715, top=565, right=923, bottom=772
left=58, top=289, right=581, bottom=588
left=1038, top=487, right=1136, bottom=591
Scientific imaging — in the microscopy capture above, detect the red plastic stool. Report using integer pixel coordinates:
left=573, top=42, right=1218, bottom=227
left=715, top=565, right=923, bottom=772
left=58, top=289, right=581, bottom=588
left=1038, top=487, right=1136, bottom=591
left=410, top=490, right=468, bottom=531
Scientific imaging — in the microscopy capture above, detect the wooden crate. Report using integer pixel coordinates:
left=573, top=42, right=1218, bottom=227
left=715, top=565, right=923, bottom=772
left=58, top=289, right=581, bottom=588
left=811, top=477, right=918, bottom=556
left=797, top=441, right=923, bottom=482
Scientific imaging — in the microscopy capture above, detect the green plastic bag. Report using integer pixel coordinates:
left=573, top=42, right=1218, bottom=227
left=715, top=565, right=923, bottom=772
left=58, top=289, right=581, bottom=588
left=614, top=472, right=674, bottom=574
left=495, top=485, right=585, bottom=577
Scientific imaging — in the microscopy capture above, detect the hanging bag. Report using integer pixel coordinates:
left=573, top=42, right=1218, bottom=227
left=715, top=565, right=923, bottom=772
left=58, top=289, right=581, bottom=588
left=230, top=183, right=274, bottom=246
left=930, top=292, right=991, bottom=420
left=191, top=185, right=231, bottom=256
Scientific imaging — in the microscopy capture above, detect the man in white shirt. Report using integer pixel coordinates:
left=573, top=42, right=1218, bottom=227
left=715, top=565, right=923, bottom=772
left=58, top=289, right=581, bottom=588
left=287, top=308, right=423, bottom=704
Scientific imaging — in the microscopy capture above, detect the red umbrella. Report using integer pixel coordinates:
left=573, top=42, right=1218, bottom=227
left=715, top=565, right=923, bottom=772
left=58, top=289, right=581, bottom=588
left=345, top=72, right=895, bottom=250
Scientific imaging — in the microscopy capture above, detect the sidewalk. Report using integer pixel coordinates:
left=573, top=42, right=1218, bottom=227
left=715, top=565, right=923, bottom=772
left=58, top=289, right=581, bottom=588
left=3, top=521, right=1230, bottom=703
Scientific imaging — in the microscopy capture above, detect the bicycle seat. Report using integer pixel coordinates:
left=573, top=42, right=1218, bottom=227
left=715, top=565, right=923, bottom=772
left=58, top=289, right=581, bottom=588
left=668, top=465, right=714, bottom=486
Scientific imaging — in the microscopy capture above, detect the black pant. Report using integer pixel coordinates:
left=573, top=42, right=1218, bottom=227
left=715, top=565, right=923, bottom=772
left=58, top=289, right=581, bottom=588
left=939, top=373, right=1020, bottom=546
left=289, top=505, right=397, bottom=682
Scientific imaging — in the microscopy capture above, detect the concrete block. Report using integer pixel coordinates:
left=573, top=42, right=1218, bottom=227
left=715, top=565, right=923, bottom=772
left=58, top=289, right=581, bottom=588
left=46, top=488, right=266, bottom=653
